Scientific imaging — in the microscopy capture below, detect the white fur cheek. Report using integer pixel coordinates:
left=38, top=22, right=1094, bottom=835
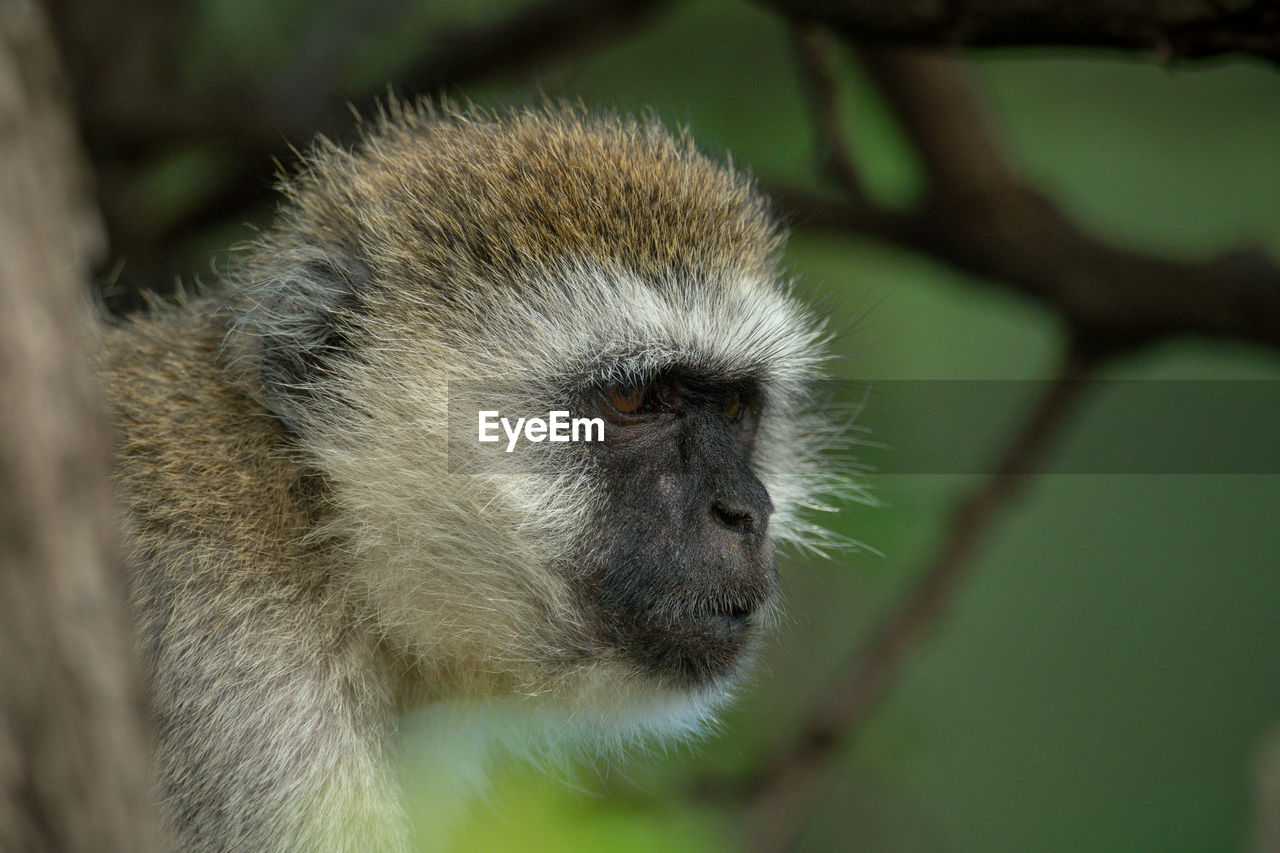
left=290, top=353, right=589, bottom=675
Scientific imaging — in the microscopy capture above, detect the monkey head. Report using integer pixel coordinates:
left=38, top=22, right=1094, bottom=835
left=226, top=105, right=840, bottom=744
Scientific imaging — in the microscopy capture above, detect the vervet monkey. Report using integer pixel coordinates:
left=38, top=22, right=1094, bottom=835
left=94, top=104, right=842, bottom=852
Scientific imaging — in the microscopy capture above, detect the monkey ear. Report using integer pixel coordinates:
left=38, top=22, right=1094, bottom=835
left=251, top=247, right=368, bottom=435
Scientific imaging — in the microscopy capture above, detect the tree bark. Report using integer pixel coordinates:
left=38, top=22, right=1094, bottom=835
left=0, top=1, right=161, bottom=850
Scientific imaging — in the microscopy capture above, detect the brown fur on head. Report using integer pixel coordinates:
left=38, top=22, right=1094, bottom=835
left=99, top=103, right=844, bottom=852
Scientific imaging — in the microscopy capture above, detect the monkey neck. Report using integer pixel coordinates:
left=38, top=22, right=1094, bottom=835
left=98, top=299, right=409, bottom=851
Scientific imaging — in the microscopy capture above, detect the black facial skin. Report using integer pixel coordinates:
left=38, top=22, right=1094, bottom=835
left=576, top=370, right=777, bottom=688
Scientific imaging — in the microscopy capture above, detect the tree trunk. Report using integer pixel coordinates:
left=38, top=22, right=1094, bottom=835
left=0, top=0, right=161, bottom=849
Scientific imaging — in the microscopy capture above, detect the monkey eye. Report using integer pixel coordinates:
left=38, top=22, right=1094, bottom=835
left=605, top=381, right=647, bottom=414
left=724, top=392, right=743, bottom=423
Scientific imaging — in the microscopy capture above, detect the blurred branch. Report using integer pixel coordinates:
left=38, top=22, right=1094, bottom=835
left=396, top=0, right=672, bottom=103
left=744, top=349, right=1096, bottom=853
left=154, top=0, right=670, bottom=267
left=857, top=47, right=1015, bottom=194
left=757, top=0, right=1280, bottom=64
left=74, top=0, right=672, bottom=153
left=768, top=45, right=1280, bottom=352
left=791, top=26, right=867, bottom=204
left=54, top=0, right=672, bottom=293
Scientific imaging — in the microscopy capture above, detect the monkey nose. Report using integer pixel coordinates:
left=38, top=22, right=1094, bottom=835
left=708, top=487, right=772, bottom=542
left=711, top=494, right=757, bottom=535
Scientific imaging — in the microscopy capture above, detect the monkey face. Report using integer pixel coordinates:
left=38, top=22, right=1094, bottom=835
left=574, top=370, right=778, bottom=688
left=225, top=109, right=849, bottom=730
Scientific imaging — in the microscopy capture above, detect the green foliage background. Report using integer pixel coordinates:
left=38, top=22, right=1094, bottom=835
left=155, top=2, right=1280, bottom=849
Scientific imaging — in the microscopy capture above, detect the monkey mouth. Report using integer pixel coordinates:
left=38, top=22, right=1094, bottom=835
left=688, top=595, right=762, bottom=622
left=610, top=589, right=776, bottom=689
left=686, top=574, right=778, bottom=622
left=680, top=604, right=761, bottom=640
left=581, top=547, right=779, bottom=689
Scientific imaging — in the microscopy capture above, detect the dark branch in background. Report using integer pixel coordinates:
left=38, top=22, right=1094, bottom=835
left=790, top=27, right=866, bottom=204
left=767, top=44, right=1280, bottom=353
left=397, top=0, right=672, bottom=103
left=77, top=0, right=671, bottom=154
left=756, top=0, right=1280, bottom=64
left=745, top=351, right=1096, bottom=853
left=172, top=0, right=667, bottom=267
left=52, top=0, right=672, bottom=297
left=736, top=27, right=1280, bottom=848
